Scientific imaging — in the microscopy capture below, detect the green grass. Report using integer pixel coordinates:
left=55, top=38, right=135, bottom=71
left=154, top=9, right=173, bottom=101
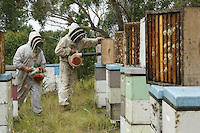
left=13, top=77, right=119, bottom=133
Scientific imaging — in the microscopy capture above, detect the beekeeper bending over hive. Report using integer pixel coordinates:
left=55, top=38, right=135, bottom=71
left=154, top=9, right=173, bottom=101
left=55, top=23, right=104, bottom=110
left=13, top=31, right=46, bottom=115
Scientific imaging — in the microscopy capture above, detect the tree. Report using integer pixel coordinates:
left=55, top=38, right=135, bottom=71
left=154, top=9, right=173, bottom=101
left=0, top=0, right=29, bottom=32
left=29, top=0, right=109, bottom=37
left=4, top=29, right=31, bottom=65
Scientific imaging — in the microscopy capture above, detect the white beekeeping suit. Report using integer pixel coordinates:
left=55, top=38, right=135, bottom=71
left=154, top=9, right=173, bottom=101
left=13, top=32, right=46, bottom=115
left=55, top=23, right=102, bottom=107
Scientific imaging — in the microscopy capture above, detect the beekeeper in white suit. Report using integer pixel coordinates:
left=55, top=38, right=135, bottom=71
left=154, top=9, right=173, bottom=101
left=13, top=31, right=46, bottom=115
left=55, top=23, right=104, bottom=109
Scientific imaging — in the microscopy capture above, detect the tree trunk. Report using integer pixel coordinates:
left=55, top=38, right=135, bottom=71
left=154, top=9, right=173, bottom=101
left=110, top=0, right=124, bottom=31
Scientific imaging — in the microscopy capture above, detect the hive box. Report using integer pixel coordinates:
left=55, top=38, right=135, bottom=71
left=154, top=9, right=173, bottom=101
left=146, top=8, right=200, bottom=86
left=125, top=67, right=150, bottom=124
left=0, top=73, right=13, bottom=131
left=94, top=63, right=106, bottom=107
left=106, top=99, right=120, bottom=123
left=162, top=86, right=200, bottom=133
left=101, top=39, right=114, bottom=65
left=120, top=67, right=126, bottom=97
left=125, top=67, right=149, bottom=100
left=149, top=85, right=164, bottom=133
left=121, top=115, right=150, bottom=133
left=43, top=64, right=59, bottom=93
left=120, top=67, right=126, bottom=117
left=106, top=64, right=123, bottom=103
left=114, top=31, right=124, bottom=64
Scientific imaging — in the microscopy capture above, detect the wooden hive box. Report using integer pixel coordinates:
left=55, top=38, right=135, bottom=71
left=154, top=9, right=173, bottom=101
left=114, top=31, right=124, bottom=64
left=101, top=39, right=114, bottom=65
left=0, top=31, right=5, bottom=74
left=146, top=8, right=200, bottom=86
left=124, top=22, right=140, bottom=67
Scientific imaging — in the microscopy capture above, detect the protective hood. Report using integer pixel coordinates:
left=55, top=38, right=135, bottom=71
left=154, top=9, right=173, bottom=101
left=28, top=32, right=44, bottom=51
left=68, top=23, right=85, bottom=43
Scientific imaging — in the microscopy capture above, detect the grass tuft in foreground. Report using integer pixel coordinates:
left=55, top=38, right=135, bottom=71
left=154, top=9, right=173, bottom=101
left=13, top=77, right=119, bottom=133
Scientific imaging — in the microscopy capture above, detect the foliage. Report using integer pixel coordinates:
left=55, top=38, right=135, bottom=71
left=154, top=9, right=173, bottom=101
left=13, top=78, right=119, bottom=133
left=173, top=0, right=200, bottom=8
left=0, top=0, right=29, bottom=32
left=4, top=29, right=31, bottom=65
left=77, top=47, right=96, bottom=79
left=39, top=30, right=68, bottom=64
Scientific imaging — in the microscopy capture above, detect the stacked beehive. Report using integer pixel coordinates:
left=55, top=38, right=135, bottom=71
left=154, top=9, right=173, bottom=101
left=146, top=8, right=200, bottom=133
left=94, top=63, right=106, bottom=107
left=106, top=64, right=122, bottom=123
left=43, top=64, right=60, bottom=93
left=94, top=43, right=107, bottom=108
left=0, top=31, right=13, bottom=133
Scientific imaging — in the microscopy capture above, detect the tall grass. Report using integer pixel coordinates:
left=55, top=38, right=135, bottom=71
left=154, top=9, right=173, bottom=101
left=13, top=77, right=119, bottom=133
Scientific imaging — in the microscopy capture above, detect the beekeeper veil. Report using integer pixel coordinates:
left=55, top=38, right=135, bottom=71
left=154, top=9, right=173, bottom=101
left=68, top=23, right=85, bottom=43
left=28, top=31, right=44, bottom=53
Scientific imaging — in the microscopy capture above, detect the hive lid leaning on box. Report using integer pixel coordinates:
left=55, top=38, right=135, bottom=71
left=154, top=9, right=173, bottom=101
left=163, top=86, right=200, bottom=110
left=125, top=67, right=146, bottom=75
left=106, top=64, right=123, bottom=71
left=149, top=85, right=164, bottom=100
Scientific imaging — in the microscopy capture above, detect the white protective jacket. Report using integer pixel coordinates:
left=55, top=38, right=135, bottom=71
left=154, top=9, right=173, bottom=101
left=55, top=23, right=100, bottom=105
left=13, top=32, right=46, bottom=114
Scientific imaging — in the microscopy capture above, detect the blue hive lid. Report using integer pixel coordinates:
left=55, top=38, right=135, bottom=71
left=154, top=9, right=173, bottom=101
left=46, top=64, right=59, bottom=67
left=95, top=63, right=106, bottom=68
left=149, top=85, right=164, bottom=99
left=106, top=64, right=123, bottom=70
left=0, top=73, right=12, bottom=81
left=163, top=86, right=200, bottom=107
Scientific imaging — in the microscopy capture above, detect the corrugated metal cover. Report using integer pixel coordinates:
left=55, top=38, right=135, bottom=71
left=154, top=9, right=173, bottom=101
left=125, top=67, right=146, bottom=75
left=149, top=85, right=164, bottom=99
left=163, top=86, right=200, bottom=107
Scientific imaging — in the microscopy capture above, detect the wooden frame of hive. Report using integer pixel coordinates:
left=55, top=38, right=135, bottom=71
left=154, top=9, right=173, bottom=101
left=0, top=31, right=5, bottom=74
left=114, top=31, right=124, bottom=64
left=146, top=8, right=200, bottom=86
left=124, top=22, right=140, bottom=67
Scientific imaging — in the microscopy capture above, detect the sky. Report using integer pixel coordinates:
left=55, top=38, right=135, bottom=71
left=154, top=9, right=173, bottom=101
left=28, top=19, right=68, bottom=32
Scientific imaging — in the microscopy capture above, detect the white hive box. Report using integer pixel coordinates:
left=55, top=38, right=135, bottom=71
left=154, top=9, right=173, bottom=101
left=120, top=67, right=126, bottom=97
left=162, top=86, right=200, bottom=133
left=0, top=125, right=12, bottom=133
left=126, top=120, right=150, bottom=133
left=149, top=85, right=164, bottom=133
left=0, top=80, right=12, bottom=104
left=0, top=73, right=13, bottom=132
left=94, top=91, right=106, bottom=108
left=125, top=97, right=150, bottom=124
left=0, top=102, right=12, bottom=125
left=43, top=64, right=59, bottom=93
left=120, top=116, right=126, bottom=133
left=94, top=63, right=106, bottom=107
